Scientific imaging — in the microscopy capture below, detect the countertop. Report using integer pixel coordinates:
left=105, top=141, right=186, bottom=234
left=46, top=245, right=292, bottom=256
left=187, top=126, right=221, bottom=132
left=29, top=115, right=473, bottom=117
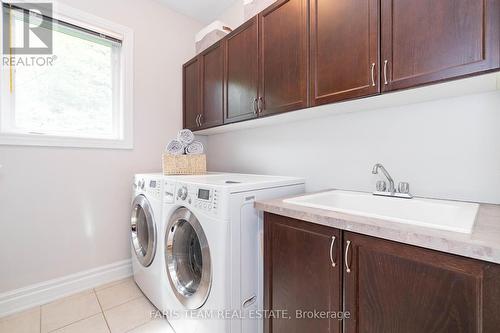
left=255, top=192, right=500, bottom=265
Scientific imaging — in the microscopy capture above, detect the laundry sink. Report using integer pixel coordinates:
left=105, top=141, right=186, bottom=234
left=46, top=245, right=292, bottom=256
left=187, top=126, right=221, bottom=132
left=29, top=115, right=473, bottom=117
left=284, top=190, right=479, bottom=234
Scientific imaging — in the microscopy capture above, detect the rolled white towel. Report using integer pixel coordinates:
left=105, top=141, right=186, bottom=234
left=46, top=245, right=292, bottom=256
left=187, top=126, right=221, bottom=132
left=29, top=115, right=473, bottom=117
left=165, top=139, right=185, bottom=155
left=177, top=129, right=195, bottom=145
left=185, top=140, right=204, bottom=155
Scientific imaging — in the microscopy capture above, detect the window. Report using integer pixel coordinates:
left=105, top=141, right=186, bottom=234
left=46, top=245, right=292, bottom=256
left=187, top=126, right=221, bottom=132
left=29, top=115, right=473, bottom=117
left=0, top=2, right=133, bottom=149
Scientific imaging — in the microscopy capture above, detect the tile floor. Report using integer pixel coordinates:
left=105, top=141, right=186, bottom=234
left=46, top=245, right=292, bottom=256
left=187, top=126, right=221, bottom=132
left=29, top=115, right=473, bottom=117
left=0, top=278, right=174, bottom=333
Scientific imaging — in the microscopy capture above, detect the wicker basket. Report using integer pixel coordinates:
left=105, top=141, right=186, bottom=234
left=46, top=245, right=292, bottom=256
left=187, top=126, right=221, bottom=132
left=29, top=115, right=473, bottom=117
left=162, top=154, right=207, bottom=175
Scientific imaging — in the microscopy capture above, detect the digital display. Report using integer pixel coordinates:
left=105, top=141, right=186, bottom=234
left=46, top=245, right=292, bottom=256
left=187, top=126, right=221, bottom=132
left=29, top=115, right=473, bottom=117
left=198, top=189, right=210, bottom=200
left=149, top=180, right=157, bottom=188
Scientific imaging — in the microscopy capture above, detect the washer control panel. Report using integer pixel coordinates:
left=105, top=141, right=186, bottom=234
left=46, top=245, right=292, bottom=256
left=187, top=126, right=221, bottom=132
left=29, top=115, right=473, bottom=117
left=175, top=183, right=219, bottom=214
left=194, top=187, right=219, bottom=213
left=164, top=181, right=176, bottom=204
left=148, top=179, right=162, bottom=199
left=136, top=178, right=162, bottom=200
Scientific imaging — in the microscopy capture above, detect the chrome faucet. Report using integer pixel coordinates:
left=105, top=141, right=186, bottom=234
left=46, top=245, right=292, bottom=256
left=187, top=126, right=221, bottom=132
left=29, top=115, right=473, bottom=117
left=372, top=163, right=413, bottom=199
left=372, top=163, right=395, bottom=194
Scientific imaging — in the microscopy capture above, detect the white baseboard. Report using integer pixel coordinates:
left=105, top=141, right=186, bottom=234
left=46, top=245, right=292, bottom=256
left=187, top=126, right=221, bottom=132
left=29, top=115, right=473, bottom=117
left=0, top=259, right=132, bottom=318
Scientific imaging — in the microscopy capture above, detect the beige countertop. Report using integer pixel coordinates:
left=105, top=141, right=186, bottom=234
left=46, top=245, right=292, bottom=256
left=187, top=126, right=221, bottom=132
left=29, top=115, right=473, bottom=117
left=255, top=192, right=500, bottom=265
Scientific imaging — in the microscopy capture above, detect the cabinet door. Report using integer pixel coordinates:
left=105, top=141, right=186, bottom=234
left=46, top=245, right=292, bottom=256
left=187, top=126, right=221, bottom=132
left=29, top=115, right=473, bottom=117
left=381, top=0, right=500, bottom=92
left=259, top=0, right=309, bottom=116
left=310, top=0, right=380, bottom=106
left=264, top=213, right=342, bottom=333
left=183, top=57, right=201, bottom=130
left=225, top=17, right=259, bottom=124
left=200, top=42, right=224, bottom=129
left=343, top=232, right=500, bottom=333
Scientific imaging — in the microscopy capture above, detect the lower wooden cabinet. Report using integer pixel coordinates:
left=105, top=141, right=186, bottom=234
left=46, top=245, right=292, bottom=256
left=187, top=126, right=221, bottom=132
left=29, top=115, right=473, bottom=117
left=264, top=213, right=342, bottom=333
left=343, top=231, right=500, bottom=333
left=264, top=213, right=500, bottom=333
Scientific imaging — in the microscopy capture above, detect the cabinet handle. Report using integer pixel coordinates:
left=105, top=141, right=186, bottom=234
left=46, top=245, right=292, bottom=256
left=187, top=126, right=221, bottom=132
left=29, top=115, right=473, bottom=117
left=383, top=60, right=389, bottom=85
left=329, top=236, right=336, bottom=267
left=242, top=295, right=257, bottom=308
left=253, top=98, right=258, bottom=115
left=370, top=63, right=376, bottom=87
left=258, top=97, right=265, bottom=114
left=195, top=114, right=200, bottom=127
left=345, top=240, right=352, bottom=273
left=199, top=114, right=204, bottom=126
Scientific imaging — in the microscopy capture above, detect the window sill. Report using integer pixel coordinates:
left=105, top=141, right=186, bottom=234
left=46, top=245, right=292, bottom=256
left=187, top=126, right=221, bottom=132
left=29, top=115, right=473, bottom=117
left=0, top=132, right=133, bottom=150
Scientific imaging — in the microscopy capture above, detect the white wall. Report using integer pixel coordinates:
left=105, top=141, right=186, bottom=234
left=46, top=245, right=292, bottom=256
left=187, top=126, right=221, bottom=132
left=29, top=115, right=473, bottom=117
left=207, top=91, right=500, bottom=205
left=0, top=0, right=202, bottom=293
left=217, top=0, right=244, bottom=29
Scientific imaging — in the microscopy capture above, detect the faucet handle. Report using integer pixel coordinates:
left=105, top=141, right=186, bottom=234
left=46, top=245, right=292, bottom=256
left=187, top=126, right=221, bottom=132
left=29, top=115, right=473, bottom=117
left=398, top=182, right=410, bottom=194
left=376, top=180, right=387, bottom=192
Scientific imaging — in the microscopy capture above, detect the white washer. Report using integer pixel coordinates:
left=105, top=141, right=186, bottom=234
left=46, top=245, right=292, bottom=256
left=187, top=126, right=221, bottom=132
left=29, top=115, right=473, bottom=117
left=131, top=173, right=217, bottom=309
left=159, top=173, right=305, bottom=333
left=130, top=173, right=164, bottom=309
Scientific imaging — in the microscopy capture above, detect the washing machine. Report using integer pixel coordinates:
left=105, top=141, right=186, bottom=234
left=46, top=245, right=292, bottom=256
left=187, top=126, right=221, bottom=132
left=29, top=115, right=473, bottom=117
left=159, top=173, right=305, bottom=333
left=130, top=173, right=164, bottom=309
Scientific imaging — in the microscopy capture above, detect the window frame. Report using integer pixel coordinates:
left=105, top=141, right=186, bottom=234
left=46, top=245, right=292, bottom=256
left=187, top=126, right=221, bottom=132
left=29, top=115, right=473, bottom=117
left=0, top=1, right=134, bottom=149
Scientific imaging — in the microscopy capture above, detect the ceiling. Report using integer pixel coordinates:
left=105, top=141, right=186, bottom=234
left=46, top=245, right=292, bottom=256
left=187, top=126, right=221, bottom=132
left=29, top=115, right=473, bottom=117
left=159, top=0, right=239, bottom=24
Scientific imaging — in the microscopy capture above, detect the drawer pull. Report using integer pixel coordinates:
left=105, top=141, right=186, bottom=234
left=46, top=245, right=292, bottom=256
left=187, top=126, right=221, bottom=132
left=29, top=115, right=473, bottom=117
left=329, top=236, right=336, bottom=267
left=383, top=60, right=389, bottom=85
left=243, top=295, right=256, bottom=308
left=258, top=97, right=265, bottom=113
left=345, top=240, right=352, bottom=273
left=371, top=63, right=376, bottom=87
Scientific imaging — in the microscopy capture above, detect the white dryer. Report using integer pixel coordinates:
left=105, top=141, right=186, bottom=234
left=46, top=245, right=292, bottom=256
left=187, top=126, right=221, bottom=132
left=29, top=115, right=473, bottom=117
left=130, top=173, right=164, bottom=309
left=159, top=173, right=305, bottom=333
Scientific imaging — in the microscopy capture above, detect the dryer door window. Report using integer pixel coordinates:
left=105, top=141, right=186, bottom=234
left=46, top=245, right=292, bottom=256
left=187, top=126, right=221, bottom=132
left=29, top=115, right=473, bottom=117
left=166, top=207, right=212, bottom=310
left=131, top=195, right=157, bottom=267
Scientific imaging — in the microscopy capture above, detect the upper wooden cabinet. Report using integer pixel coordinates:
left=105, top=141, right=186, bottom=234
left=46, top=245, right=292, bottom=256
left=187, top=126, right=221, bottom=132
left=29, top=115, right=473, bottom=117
left=264, top=213, right=342, bottom=333
left=200, top=42, right=224, bottom=129
left=183, top=0, right=500, bottom=131
left=381, top=0, right=500, bottom=92
left=224, top=17, right=260, bottom=124
left=182, top=43, right=225, bottom=131
left=183, top=57, right=200, bottom=130
left=310, top=0, right=380, bottom=106
left=258, top=0, right=309, bottom=116
left=343, top=231, right=500, bottom=332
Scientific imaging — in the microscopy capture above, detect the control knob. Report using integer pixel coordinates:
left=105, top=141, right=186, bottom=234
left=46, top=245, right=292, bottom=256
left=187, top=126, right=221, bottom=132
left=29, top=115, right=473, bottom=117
left=177, top=186, right=188, bottom=200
